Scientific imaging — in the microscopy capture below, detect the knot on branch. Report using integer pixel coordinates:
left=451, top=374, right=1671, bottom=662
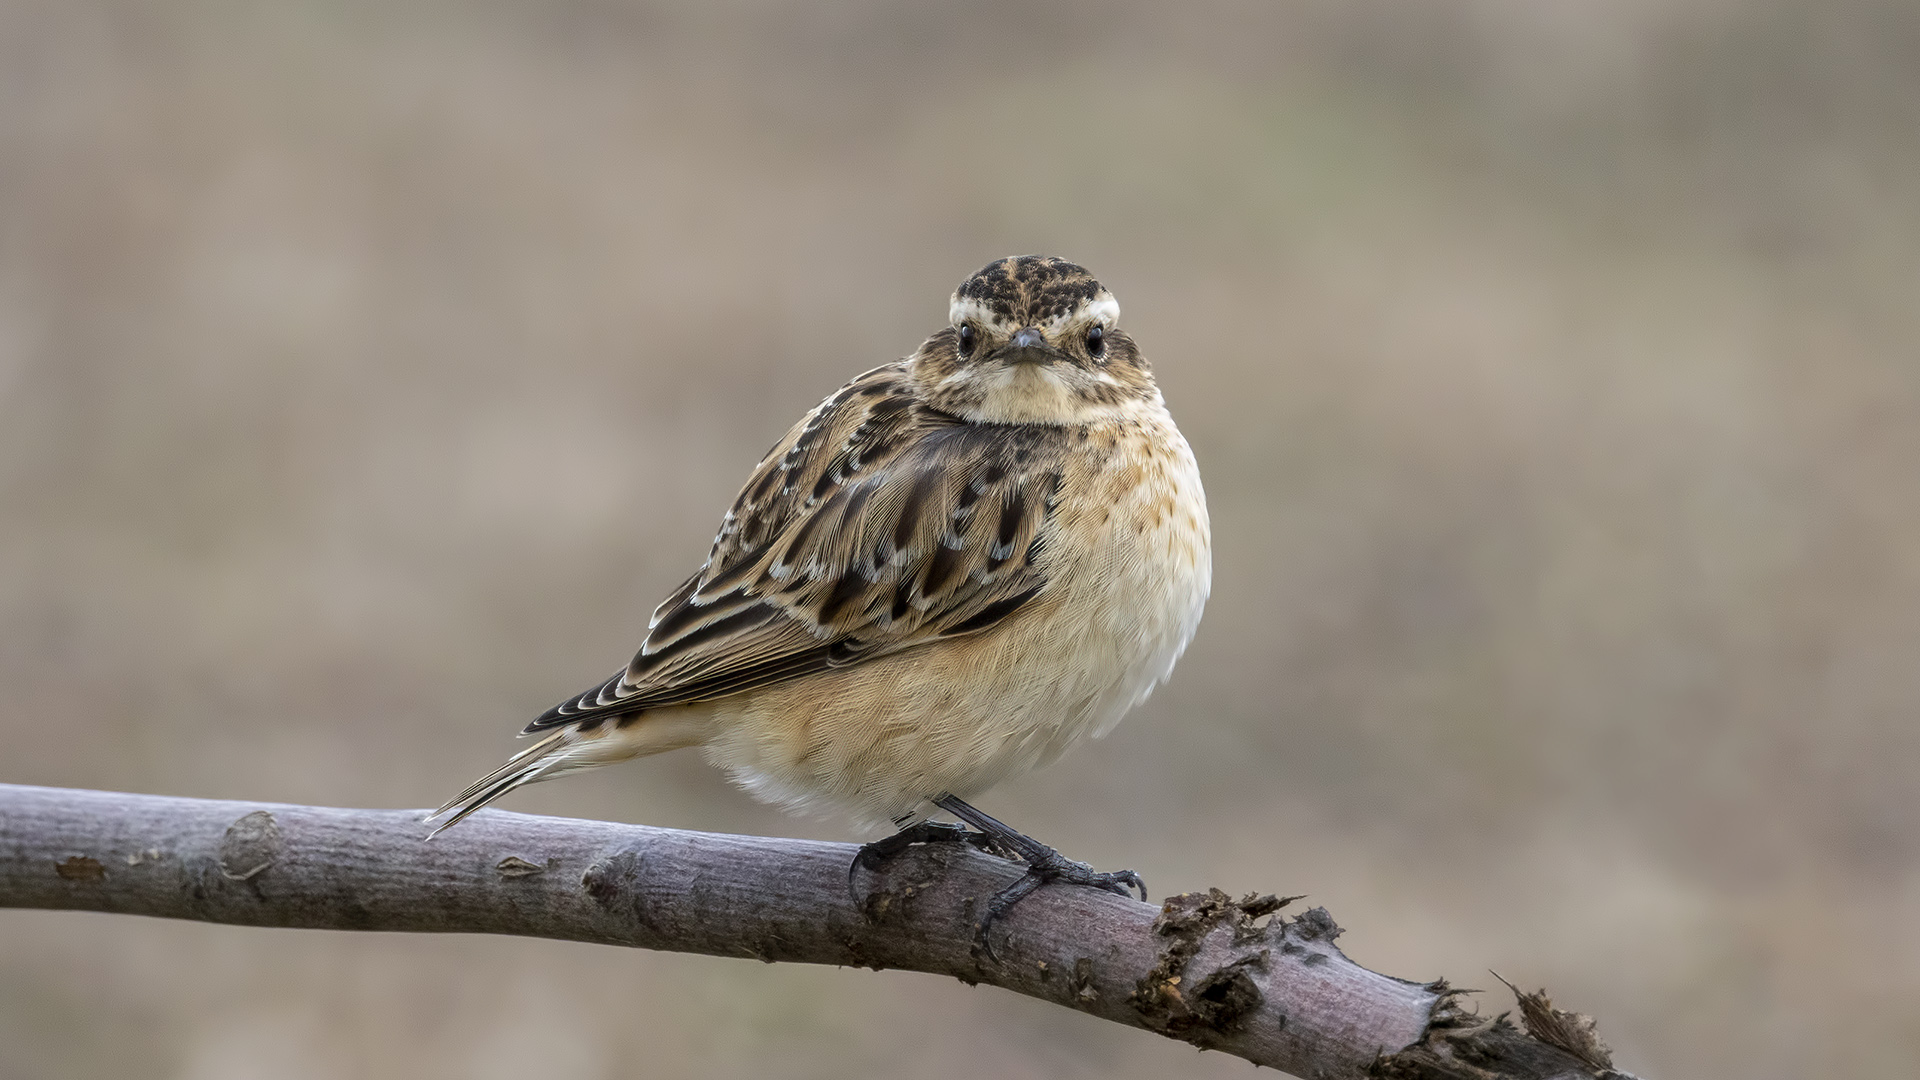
left=582, top=850, right=641, bottom=910
left=218, top=810, right=282, bottom=882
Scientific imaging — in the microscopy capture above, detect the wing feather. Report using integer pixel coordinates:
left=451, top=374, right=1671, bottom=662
left=527, top=363, right=1062, bottom=732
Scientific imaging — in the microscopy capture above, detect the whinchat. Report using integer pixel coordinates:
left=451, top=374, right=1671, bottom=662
left=432, top=256, right=1211, bottom=932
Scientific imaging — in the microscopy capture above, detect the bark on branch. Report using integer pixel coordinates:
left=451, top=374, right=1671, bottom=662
left=0, top=783, right=1636, bottom=1079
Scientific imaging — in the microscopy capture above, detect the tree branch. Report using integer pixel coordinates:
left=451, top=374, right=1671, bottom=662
left=0, top=783, right=1635, bottom=1079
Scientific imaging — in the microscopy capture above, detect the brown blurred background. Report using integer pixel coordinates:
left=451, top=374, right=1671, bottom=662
left=3, top=2, right=1917, bottom=1077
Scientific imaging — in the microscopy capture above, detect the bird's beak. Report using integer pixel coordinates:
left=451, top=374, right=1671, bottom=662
left=995, top=326, right=1060, bottom=366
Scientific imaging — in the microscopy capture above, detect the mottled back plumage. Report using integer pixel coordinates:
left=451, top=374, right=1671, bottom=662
left=529, top=365, right=1060, bottom=730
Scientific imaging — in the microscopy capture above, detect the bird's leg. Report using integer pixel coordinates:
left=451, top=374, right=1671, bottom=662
left=932, top=795, right=1146, bottom=958
left=848, top=818, right=990, bottom=904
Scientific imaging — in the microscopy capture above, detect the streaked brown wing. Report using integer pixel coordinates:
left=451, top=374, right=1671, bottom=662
left=526, top=364, right=1061, bottom=732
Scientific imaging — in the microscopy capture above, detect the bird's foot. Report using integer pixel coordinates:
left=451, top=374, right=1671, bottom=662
left=972, top=844, right=1146, bottom=959
left=848, top=820, right=994, bottom=905
left=931, top=795, right=1146, bottom=961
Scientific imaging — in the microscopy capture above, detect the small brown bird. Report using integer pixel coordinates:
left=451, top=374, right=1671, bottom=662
left=431, top=256, right=1210, bottom=931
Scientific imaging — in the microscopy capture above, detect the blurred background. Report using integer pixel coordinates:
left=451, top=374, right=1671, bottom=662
left=3, top=1, right=1917, bottom=1077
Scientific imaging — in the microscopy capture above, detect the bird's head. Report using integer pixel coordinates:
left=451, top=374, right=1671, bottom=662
left=911, top=256, right=1159, bottom=425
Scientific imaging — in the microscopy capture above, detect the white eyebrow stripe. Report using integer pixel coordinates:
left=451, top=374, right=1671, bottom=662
left=949, top=292, right=1120, bottom=330
left=950, top=296, right=1002, bottom=326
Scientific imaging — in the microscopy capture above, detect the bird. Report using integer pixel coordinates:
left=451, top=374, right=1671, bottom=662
left=429, top=255, right=1210, bottom=941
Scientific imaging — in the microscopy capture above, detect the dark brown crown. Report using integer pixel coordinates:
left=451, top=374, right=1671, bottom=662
left=954, top=256, right=1106, bottom=326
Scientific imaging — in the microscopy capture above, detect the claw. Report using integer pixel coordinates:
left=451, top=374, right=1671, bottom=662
left=974, top=869, right=1048, bottom=961
left=856, top=796, right=1145, bottom=960
left=847, top=820, right=975, bottom=906
left=953, top=818, right=1147, bottom=960
left=1105, top=869, right=1148, bottom=903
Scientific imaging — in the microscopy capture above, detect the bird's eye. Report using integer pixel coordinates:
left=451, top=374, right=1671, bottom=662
left=1085, top=324, right=1106, bottom=358
left=957, top=324, right=977, bottom=357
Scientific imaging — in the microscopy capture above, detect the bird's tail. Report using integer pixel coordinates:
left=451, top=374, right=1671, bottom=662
left=425, top=728, right=577, bottom=837
left=424, top=709, right=709, bottom=838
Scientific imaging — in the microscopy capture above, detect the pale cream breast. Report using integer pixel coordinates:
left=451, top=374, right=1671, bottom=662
left=695, top=399, right=1211, bottom=828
